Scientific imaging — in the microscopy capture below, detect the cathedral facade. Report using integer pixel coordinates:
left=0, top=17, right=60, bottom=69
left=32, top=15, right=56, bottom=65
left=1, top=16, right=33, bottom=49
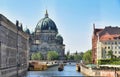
left=26, top=11, right=65, bottom=60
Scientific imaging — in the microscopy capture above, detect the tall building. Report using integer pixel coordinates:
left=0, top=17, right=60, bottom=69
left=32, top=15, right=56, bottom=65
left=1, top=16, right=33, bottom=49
left=25, top=10, right=65, bottom=60
left=0, top=14, right=29, bottom=77
left=92, top=24, right=120, bottom=64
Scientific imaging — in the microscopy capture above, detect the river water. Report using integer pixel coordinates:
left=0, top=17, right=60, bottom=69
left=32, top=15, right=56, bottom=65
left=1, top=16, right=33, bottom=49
left=25, top=63, right=84, bottom=77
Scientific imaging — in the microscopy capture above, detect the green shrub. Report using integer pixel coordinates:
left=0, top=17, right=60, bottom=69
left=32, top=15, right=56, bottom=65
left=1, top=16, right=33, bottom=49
left=98, top=59, right=111, bottom=65
left=98, top=58, right=120, bottom=65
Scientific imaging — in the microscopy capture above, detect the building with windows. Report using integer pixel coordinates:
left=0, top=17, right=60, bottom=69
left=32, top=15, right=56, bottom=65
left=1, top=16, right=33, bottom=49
left=25, top=10, right=65, bottom=60
left=92, top=25, right=120, bottom=64
left=0, top=14, right=29, bottom=77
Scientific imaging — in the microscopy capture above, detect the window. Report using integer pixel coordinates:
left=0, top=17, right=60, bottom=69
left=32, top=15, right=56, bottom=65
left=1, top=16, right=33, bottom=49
left=105, top=47, right=106, bottom=49
left=119, top=47, right=120, bottom=49
left=108, top=42, right=110, bottom=44
left=115, top=51, right=117, bottom=54
left=115, top=42, right=117, bottom=44
left=112, top=42, right=114, bottom=45
left=115, top=47, right=117, bottom=49
left=108, top=46, right=110, bottom=49
left=119, top=42, right=120, bottom=44
left=119, top=51, right=120, bottom=54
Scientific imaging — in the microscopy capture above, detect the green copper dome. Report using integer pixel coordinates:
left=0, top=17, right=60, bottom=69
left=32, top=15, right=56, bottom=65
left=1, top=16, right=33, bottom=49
left=36, top=10, right=58, bottom=32
left=56, top=34, right=63, bottom=44
left=56, top=34, right=63, bottom=41
left=24, top=28, right=30, bottom=35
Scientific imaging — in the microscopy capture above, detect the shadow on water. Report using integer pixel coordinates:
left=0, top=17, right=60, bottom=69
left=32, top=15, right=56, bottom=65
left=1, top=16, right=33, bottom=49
left=26, top=63, right=84, bottom=77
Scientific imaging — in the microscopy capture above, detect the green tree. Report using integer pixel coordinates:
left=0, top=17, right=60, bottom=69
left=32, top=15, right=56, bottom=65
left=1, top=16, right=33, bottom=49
left=64, top=55, right=67, bottom=60
left=66, top=51, right=70, bottom=60
left=67, top=55, right=74, bottom=60
left=66, top=51, right=70, bottom=56
left=80, top=52, right=84, bottom=59
left=47, top=51, right=59, bottom=60
left=31, top=52, right=43, bottom=60
left=75, top=51, right=78, bottom=55
left=107, top=50, right=113, bottom=59
left=74, top=54, right=81, bottom=61
left=83, top=50, right=92, bottom=64
left=74, top=52, right=84, bottom=61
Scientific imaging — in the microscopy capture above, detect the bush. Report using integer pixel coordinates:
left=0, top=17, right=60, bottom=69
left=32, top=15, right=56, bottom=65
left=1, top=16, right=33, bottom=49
left=31, top=52, right=43, bottom=60
left=47, top=51, right=59, bottom=60
left=98, top=58, right=120, bottom=65
left=111, top=61, right=120, bottom=65
left=98, top=59, right=111, bottom=65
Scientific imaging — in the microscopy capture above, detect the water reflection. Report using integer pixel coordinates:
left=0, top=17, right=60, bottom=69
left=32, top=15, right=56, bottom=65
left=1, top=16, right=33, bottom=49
left=26, top=63, right=84, bottom=77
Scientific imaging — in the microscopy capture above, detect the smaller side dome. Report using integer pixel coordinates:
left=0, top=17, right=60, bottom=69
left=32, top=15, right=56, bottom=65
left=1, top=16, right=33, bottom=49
left=56, top=34, right=63, bottom=44
left=56, top=34, right=63, bottom=41
left=24, top=28, right=30, bottom=35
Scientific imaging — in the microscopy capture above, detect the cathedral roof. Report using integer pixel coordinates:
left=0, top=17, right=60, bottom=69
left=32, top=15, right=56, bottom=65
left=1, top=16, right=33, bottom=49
left=36, top=10, right=58, bottom=32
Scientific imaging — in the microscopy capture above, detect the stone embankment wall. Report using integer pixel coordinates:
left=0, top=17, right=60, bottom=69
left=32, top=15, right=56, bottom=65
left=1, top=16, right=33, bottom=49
left=80, top=64, right=119, bottom=77
left=80, top=64, right=96, bottom=76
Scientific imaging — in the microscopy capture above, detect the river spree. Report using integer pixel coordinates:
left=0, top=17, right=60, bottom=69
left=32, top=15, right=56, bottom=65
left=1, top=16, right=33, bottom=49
left=25, top=63, right=84, bottom=77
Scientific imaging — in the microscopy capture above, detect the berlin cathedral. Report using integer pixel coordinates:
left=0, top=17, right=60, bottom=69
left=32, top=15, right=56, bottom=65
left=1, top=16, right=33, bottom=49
left=25, top=10, right=65, bottom=60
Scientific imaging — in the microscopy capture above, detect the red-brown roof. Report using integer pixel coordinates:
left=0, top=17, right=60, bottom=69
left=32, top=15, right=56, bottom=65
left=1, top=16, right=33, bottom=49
left=94, top=26, right=120, bottom=41
left=99, top=33, right=120, bottom=41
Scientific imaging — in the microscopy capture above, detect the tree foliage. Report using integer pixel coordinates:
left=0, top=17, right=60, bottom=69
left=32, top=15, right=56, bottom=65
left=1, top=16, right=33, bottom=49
left=107, top=50, right=114, bottom=59
left=67, top=55, right=74, bottom=60
left=65, top=51, right=84, bottom=61
left=74, top=52, right=83, bottom=61
left=67, top=51, right=70, bottom=56
left=75, top=51, right=78, bottom=55
left=47, top=51, right=59, bottom=60
left=31, top=52, right=43, bottom=60
left=83, top=50, right=92, bottom=64
left=74, top=54, right=82, bottom=61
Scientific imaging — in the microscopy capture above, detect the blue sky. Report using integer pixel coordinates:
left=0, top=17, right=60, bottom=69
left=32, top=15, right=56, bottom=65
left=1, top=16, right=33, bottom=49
left=0, top=0, right=120, bottom=53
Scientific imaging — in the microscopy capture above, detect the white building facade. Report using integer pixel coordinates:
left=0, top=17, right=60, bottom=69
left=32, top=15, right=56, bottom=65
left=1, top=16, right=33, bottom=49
left=96, top=26, right=120, bottom=61
left=97, top=38, right=120, bottom=60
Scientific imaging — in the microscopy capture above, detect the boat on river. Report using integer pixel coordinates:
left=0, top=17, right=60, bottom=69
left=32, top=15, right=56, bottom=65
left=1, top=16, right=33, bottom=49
left=28, top=61, right=47, bottom=71
left=58, top=64, right=64, bottom=71
left=76, top=63, right=80, bottom=71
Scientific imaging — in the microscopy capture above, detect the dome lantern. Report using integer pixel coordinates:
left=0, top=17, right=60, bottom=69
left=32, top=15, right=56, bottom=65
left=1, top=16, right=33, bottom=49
left=45, top=10, right=48, bottom=18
